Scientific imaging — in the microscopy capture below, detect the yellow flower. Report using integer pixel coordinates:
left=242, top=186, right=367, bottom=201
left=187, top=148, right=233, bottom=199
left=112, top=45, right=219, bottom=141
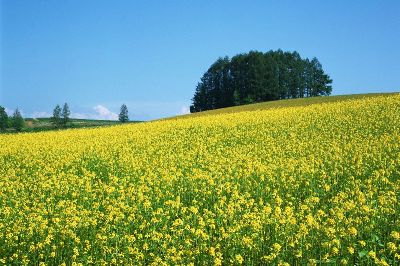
left=348, top=227, right=357, bottom=236
left=209, top=247, right=216, bottom=257
left=308, top=259, right=317, bottom=266
left=368, top=251, right=376, bottom=259
left=391, top=231, right=400, bottom=240
left=387, top=242, right=397, bottom=252
left=332, top=247, right=339, bottom=255
left=295, top=250, right=302, bottom=258
left=273, top=243, right=282, bottom=252
left=242, top=237, right=253, bottom=247
left=214, top=257, right=222, bottom=266
left=347, top=246, right=355, bottom=254
left=235, top=254, right=244, bottom=264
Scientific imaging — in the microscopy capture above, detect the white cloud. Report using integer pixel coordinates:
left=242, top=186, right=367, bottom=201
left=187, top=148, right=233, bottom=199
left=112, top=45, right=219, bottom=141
left=93, top=105, right=118, bottom=120
left=69, top=105, right=118, bottom=120
left=179, top=105, right=190, bottom=115
left=31, top=111, right=51, bottom=118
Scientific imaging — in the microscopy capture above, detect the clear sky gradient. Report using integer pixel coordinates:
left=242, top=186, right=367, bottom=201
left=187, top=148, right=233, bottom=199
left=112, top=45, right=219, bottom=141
left=1, top=1, right=399, bottom=120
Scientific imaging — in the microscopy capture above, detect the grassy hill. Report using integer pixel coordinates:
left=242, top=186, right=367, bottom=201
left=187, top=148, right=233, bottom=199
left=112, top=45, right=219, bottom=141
left=169, top=92, right=399, bottom=120
left=25, top=118, right=119, bottom=131
left=2, top=118, right=142, bottom=133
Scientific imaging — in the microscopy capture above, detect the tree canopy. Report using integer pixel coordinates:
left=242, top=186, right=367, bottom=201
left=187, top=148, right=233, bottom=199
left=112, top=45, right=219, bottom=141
left=119, top=104, right=129, bottom=123
left=12, top=108, right=24, bottom=131
left=0, top=106, right=9, bottom=130
left=62, top=103, right=70, bottom=126
left=52, top=104, right=62, bottom=127
left=190, top=50, right=332, bottom=113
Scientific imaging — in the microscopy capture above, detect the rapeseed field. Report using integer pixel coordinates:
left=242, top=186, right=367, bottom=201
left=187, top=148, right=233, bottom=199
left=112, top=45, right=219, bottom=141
left=0, top=94, right=399, bottom=265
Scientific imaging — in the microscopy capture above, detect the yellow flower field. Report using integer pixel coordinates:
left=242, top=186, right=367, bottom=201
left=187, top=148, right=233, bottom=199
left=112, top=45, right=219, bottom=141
left=0, top=95, right=399, bottom=265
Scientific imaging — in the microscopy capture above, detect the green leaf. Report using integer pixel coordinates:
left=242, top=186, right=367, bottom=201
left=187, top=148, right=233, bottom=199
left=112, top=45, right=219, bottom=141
left=358, top=250, right=368, bottom=258
left=372, top=234, right=380, bottom=242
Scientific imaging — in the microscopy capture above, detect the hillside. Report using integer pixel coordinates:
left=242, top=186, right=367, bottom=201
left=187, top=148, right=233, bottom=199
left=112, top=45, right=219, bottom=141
left=25, top=118, right=119, bottom=129
left=2, top=118, right=141, bottom=133
left=171, top=92, right=398, bottom=120
left=0, top=94, right=399, bottom=265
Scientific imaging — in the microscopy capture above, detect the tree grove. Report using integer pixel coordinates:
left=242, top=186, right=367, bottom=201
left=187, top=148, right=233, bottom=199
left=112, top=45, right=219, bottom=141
left=190, top=50, right=332, bottom=112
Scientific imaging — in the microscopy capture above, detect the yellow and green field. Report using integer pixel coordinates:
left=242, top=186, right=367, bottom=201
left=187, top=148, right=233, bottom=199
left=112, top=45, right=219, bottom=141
left=0, top=93, right=399, bottom=265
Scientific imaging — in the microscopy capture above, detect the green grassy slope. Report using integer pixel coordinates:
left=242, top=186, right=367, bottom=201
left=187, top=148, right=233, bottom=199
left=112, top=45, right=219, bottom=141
left=5, top=118, right=142, bottom=133
left=25, top=118, right=119, bottom=128
left=167, top=92, right=399, bottom=120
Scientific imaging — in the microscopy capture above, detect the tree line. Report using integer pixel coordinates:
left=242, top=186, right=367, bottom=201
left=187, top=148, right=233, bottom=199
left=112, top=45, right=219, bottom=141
left=190, top=50, right=333, bottom=112
left=0, top=103, right=130, bottom=132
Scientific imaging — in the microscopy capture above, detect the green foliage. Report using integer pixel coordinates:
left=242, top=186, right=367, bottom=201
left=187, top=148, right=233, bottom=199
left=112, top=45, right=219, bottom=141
left=190, top=50, right=333, bottom=112
left=119, top=104, right=129, bottom=123
left=62, top=103, right=70, bottom=126
left=18, top=118, right=134, bottom=133
left=12, top=108, right=24, bottom=131
left=0, top=106, right=9, bottom=130
left=51, top=104, right=62, bottom=128
left=358, top=250, right=368, bottom=258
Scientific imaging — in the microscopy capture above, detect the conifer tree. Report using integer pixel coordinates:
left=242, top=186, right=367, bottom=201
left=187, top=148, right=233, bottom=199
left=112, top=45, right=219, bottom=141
left=12, top=108, right=24, bottom=131
left=52, top=104, right=62, bottom=127
left=0, top=106, right=9, bottom=130
left=119, top=104, right=129, bottom=123
left=62, top=103, right=70, bottom=126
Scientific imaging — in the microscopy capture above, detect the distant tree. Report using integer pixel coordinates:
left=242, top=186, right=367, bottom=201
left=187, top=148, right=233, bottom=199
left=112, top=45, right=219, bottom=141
left=119, top=104, right=129, bottom=123
left=12, top=108, right=24, bottom=132
left=51, top=104, right=62, bottom=127
left=0, top=106, right=9, bottom=130
left=62, top=103, right=70, bottom=126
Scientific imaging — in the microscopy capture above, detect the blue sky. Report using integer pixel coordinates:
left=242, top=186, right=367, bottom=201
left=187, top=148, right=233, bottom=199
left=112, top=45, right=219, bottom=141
left=1, top=1, right=399, bottom=120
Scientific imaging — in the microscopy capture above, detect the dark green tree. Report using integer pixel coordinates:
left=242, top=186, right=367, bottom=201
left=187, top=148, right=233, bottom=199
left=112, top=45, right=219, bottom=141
left=52, top=104, right=62, bottom=127
left=0, top=106, right=9, bottom=130
left=62, top=103, right=70, bottom=127
left=12, top=108, right=24, bottom=132
left=119, top=104, right=129, bottom=123
left=308, top=57, right=332, bottom=96
left=191, top=50, right=333, bottom=112
left=190, top=83, right=207, bottom=112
